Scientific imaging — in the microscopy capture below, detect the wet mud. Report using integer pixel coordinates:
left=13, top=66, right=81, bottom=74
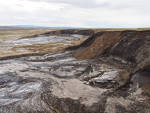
left=0, top=29, right=150, bottom=113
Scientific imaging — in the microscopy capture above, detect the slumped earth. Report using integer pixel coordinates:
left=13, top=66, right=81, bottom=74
left=0, top=29, right=150, bottom=113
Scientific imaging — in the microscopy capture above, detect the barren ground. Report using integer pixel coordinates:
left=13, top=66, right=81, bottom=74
left=0, top=28, right=150, bottom=113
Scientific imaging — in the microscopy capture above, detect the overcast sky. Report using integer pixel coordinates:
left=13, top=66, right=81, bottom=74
left=0, top=0, right=150, bottom=28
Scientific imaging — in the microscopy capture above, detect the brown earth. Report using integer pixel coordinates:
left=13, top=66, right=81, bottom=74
left=74, top=31, right=122, bottom=59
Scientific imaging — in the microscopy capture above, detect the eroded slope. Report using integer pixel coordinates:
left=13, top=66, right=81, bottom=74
left=0, top=29, right=150, bottom=113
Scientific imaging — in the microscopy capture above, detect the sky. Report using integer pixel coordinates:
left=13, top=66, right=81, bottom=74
left=0, top=0, right=150, bottom=28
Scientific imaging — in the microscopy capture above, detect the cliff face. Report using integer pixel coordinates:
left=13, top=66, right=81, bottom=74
left=74, top=30, right=150, bottom=71
left=74, top=31, right=122, bottom=59
left=0, top=29, right=150, bottom=113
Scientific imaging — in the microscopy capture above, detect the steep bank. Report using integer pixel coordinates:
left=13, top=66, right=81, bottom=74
left=73, top=30, right=150, bottom=72
left=0, top=29, right=150, bottom=113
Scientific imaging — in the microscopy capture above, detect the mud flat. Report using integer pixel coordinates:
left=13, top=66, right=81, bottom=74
left=0, top=29, right=150, bottom=113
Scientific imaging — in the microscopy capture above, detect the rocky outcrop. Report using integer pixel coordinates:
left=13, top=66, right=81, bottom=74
left=0, top=29, right=150, bottom=113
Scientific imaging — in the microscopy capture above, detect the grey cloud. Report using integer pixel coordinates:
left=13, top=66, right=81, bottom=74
left=25, top=0, right=143, bottom=10
left=0, top=0, right=150, bottom=27
left=26, top=0, right=110, bottom=8
left=25, top=0, right=144, bottom=9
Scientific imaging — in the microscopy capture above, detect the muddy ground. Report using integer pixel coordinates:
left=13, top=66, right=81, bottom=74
left=0, top=29, right=150, bottom=113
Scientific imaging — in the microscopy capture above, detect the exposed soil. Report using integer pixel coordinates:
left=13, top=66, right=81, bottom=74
left=0, top=29, right=150, bottom=113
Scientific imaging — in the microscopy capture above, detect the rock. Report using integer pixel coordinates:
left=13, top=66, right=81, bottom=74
left=131, top=70, right=150, bottom=93
left=89, top=70, right=130, bottom=89
left=79, top=62, right=130, bottom=89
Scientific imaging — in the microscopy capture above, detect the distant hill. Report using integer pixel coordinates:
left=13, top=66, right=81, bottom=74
left=0, top=25, right=50, bottom=28
left=0, top=25, right=76, bottom=29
